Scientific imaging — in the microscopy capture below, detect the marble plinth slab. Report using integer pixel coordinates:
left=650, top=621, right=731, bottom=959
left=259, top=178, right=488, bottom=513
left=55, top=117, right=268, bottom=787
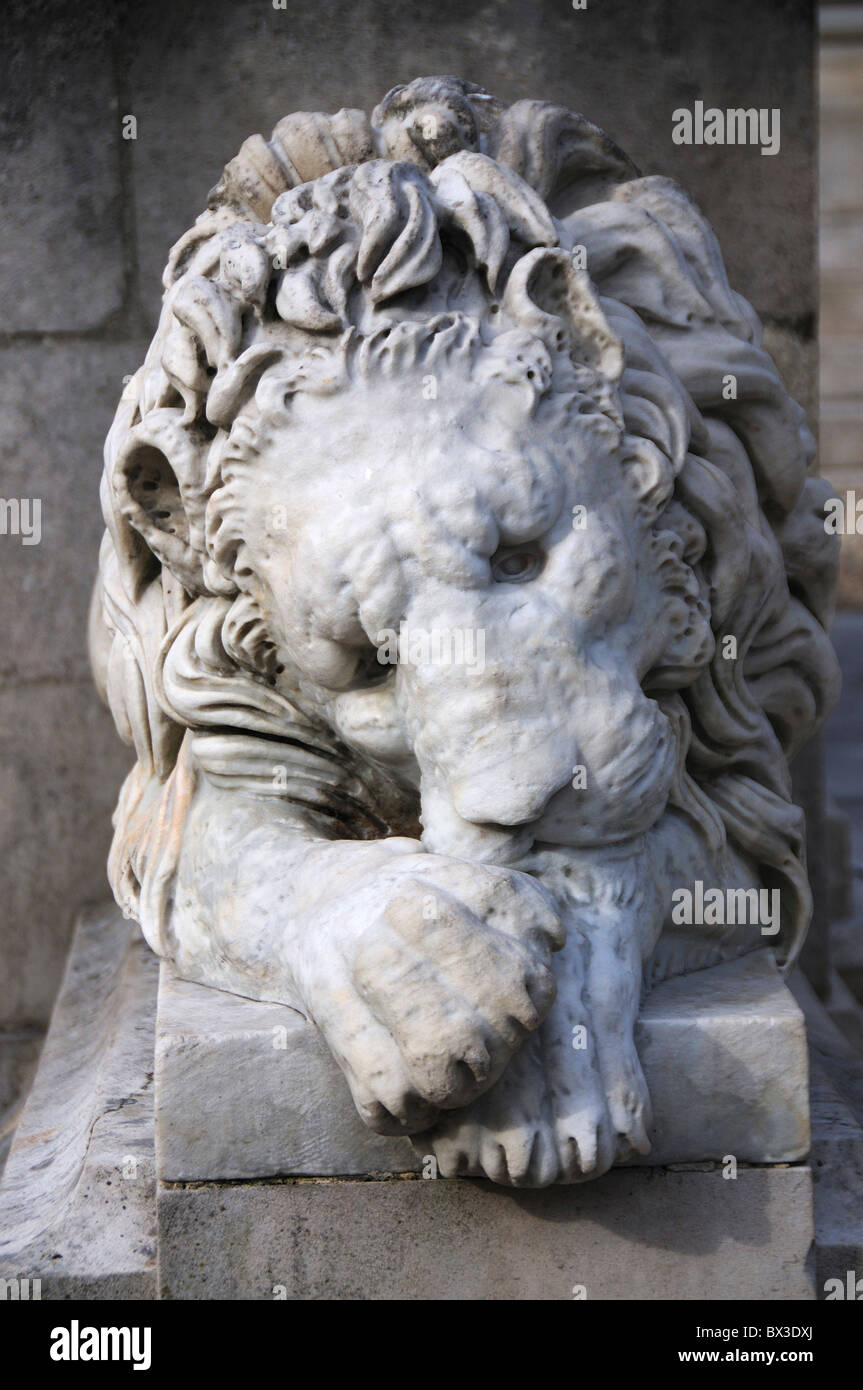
left=155, top=950, right=810, bottom=1182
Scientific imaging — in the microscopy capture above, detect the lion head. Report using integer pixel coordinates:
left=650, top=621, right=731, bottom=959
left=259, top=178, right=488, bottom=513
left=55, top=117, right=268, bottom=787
left=93, top=76, right=839, bottom=984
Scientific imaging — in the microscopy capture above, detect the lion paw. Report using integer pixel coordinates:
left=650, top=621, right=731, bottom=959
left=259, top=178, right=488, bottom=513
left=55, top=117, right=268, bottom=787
left=295, top=848, right=564, bottom=1134
left=413, top=943, right=653, bottom=1182
left=414, top=1023, right=619, bottom=1185
left=601, top=1041, right=653, bottom=1163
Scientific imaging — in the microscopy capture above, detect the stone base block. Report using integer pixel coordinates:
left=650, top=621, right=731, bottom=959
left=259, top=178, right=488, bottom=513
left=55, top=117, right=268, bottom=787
left=157, top=1166, right=815, bottom=1301
left=155, top=950, right=810, bottom=1182
left=0, top=906, right=838, bottom=1301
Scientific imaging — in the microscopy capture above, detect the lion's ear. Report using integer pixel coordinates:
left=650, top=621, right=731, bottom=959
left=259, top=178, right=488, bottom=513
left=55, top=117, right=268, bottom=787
left=502, top=246, right=623, bottom=381
left=113, top=409, right=210, bottom=594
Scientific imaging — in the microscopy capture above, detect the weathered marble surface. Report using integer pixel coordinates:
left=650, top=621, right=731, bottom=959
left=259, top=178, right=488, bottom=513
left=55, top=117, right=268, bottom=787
left=91, top=75, right=840, bottom=1184
left=155, top=950, right=808, bottom=1182
left=0, top=906, right=157, bottom=1299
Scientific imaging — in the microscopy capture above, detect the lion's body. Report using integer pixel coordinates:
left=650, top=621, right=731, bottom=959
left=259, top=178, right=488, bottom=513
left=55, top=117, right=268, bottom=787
left=92, top=77, right=839, bottom=1183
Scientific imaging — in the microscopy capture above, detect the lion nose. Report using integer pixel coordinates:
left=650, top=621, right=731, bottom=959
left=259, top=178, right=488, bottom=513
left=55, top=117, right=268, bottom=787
left=450, top=765, right=570, bottom=827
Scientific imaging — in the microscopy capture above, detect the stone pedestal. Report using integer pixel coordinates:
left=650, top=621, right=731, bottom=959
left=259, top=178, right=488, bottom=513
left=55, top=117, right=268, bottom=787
left=0, top=906, right=824, bottom=1300
left=154, top=949, right=810, bottom=1182
left=157, top=1167, right=814, bottom=1301
left=152, top=943, right=814, bottom=1299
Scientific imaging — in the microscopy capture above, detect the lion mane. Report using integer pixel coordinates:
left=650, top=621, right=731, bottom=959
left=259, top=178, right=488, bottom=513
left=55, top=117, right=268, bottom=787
left=92, top=76, right=839, bottom=978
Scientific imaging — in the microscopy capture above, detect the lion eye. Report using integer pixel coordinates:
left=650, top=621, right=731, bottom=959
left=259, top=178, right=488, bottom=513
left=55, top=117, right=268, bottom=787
left=491, top=547, right=543, bottom=583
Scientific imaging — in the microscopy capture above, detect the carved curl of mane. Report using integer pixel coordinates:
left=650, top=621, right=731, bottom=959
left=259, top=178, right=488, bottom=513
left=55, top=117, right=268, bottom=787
left=92, top=76, right=839, bottom=977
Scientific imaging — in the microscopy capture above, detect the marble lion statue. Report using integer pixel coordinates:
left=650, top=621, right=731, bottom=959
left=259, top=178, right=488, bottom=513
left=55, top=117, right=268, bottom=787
left=91, top=77, right=840, bottom=1185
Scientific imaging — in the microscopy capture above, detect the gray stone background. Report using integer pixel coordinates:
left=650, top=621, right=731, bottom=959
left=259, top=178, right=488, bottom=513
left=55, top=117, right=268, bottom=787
left=822, top=6, right=863, bottom=605
left=0, top=0, right=828, bottom=1117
